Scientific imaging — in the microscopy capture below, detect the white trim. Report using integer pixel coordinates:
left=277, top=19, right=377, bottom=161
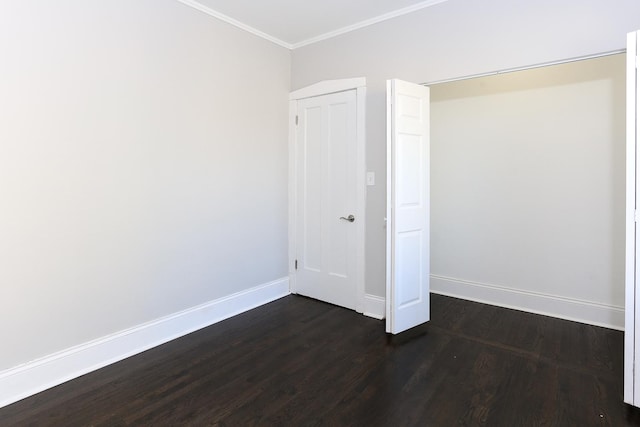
left=385, top=79, right=393, bottom=333
left=355, top=86, right=367, bottom=313
left=431, top=275, right=624, bottom=331
left=424, top=49, right=626, bottom=86
left=291, top=0, right=451, bottom=49
left=0, top=278, right=290, bottom=409
left=177, top=0, right=450, bottom=50
left=289, top=78, right=367, bottom=101
left=288, top=99, right=298, bottom=295
left=625, top=30, right=639, bottom=406
left=175, top=0, right=292, bottom=49
left=288, top=78, right=367, bottom=313
left=363, top=294, right=385, bottom=320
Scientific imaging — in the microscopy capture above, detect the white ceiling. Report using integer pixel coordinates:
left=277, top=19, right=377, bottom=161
left=179, top=0, right=450, bottom=49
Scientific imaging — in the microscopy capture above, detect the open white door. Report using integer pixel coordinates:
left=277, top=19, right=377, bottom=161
left=625, top=30, right=640, bottom=407
left=386, top=79, right=431, bottom=334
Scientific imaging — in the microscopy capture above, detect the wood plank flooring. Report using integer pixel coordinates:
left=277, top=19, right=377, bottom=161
left=2, top=294, right=640, bottom=426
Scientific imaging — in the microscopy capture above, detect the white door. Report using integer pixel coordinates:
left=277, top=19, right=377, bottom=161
left=294, top=90, right=358, bottom=310
left=625, top=29, right=640, bottom=407
left=386, top=79, right=431, bottom=334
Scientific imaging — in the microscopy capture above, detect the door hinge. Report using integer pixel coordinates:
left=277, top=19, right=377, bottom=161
left=295, top=259, right=298, bottom=270
left=295, top=115, right=299, bottom=125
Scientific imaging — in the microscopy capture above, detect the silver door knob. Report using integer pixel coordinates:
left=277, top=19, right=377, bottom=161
left=339, top=215, right=355, bottom=223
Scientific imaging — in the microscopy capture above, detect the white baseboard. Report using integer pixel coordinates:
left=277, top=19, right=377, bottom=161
left=0, top=277, right=290, bottom=409
left=431, top=275, right=624, bottom=330
left=363, top=294, right=385, bottom=319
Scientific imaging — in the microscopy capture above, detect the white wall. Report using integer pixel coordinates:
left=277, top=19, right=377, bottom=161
left=291, top=0, right=640, bottom=307
left=430, top=54, right=625, bottom=324
left=0, top=0, right=290, bottom=372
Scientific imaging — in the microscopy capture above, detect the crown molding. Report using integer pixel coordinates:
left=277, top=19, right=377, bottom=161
left=175, top=0, right=293, bottom=50
left=176, top=0, right=451, bottom=51
left=291, top=0, right=451, bottom=49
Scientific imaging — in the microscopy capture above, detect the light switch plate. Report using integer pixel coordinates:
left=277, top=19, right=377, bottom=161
left=366, top=172, right=375, bottom=186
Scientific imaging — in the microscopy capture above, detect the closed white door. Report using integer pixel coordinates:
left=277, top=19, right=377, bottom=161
left=386, top=79, right=431, bottom=334
left=294, top=90, right=358, bottom=310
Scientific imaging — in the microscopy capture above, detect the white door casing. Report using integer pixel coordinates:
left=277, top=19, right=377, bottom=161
left=386, top=79, right=431, bottom=334
left=288, top=78, right=366, bottom=313
left=625, top=30, right=639, bottom=407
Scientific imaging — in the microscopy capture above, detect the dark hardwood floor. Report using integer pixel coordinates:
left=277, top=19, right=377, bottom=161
left=2, top=294, right=640, bottom=426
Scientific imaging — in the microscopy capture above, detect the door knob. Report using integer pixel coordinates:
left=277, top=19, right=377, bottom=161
left=339, top=215, right=355, bottom=223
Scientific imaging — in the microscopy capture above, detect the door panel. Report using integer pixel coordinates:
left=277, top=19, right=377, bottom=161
left=295, top=90, right=357, bottom=310
left=386, top=79, right=431, bottom=334
left=303, top=106, right=323, bottom=272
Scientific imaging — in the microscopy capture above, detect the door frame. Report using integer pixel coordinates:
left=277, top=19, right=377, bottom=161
left=288, top=77, right=367, bottom=313
left=625, top=30, right=639, bottom=406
